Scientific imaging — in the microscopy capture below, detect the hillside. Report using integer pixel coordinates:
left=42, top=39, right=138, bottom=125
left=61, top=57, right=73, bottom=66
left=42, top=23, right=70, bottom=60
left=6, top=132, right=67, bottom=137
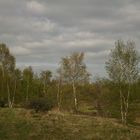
left=0, top=108, right=140, bottom=140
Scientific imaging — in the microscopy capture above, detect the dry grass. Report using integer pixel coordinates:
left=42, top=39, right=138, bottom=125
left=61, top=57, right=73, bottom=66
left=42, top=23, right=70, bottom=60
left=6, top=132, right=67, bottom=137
left=0, top=108, right=140, bottom=140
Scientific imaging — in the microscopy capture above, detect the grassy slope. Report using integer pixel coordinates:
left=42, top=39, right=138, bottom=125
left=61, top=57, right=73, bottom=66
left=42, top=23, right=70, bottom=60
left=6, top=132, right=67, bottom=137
left=0, top=108, right=140, bottom=140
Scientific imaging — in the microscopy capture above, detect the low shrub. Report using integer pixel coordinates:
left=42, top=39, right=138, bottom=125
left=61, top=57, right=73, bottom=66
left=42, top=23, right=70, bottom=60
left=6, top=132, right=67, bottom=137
left=27, top=98, right=54, bottom=112
left=0, top=99, right=6, bottom=107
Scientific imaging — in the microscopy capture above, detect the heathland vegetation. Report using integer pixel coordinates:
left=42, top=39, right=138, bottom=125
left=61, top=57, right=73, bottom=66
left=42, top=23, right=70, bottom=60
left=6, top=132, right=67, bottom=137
left=0, top=40, right=140, bottom=139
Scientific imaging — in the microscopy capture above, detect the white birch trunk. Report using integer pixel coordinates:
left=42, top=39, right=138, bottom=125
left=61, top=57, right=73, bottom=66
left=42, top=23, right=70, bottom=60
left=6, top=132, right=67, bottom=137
left=120, top=88, right=124, bottom=123
left=72, top=80, right=78, bottom=112
left=7, top=83, right=12, bottom=108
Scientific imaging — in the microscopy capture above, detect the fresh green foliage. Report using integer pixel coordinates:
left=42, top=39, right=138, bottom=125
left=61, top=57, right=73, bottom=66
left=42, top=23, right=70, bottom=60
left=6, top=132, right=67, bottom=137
left=106, top=40, right=140, bottom=84
left=0, top=41, right=140, bottom=126
left=58, top=52, right=90, bottom=111
left=105, top=40, right=140, bottom=124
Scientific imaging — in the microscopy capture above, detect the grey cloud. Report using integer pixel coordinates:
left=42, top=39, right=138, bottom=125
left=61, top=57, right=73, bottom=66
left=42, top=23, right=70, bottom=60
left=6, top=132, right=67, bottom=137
left=0, top=0, right=140, bottom=76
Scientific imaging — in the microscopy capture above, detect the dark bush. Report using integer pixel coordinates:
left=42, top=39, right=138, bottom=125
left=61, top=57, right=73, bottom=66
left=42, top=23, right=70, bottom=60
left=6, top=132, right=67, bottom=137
left=27, top=98, right=54, bottom=112
left=0, top=99, right=6, bottom=107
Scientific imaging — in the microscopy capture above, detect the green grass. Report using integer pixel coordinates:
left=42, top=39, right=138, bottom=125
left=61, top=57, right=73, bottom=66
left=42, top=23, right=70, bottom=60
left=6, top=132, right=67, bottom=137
left=0, top=108, right=140, bottom=140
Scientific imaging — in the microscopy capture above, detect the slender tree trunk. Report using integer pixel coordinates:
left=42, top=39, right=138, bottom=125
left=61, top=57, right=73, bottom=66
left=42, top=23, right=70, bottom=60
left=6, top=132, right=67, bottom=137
left=11, top=79, right=16, bottom=108
left=72, top=80, right=78, bottom=112
left=122, top=95, right=127, bottom=124
left=2, top=64, right=4, bottom=78
left=124, top=84, right=130, bottom=124
left=120, top=88, right=124, bottom=124
left=120, top=84, right=130, bottom=124
left=7, top=83, right=12, bottom=108
left=43, top=75, right=46, bottom=96
left=1, top=65, right=4, bottom=96
left=26, top=80, right=29, bottom=102
left=57, top=81, right=61, bottom=111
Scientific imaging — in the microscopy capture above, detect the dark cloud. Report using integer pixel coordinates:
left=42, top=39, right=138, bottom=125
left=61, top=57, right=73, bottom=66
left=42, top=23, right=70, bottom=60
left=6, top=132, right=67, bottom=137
left=0, top=0, right=140, bottom=77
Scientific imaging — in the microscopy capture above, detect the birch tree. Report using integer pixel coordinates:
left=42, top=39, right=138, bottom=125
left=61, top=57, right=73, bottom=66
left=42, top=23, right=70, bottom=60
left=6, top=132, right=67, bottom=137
left=106, top=40, right=140, bottom=124
left=23, top=66, right=33, bottom=102
left=56, top=68, right=63, bottom=111
left=0, top=43, right=16, bottom=107
left=9, top=68, right=22, bottom=108
left=59, top=52, right=90, bottom=112
left=40, top=70, right=52, bottom=96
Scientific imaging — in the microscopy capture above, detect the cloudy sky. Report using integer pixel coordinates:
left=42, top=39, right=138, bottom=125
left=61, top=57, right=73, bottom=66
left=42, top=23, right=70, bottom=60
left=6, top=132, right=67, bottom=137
left=0, top=0, right=140, bottom=77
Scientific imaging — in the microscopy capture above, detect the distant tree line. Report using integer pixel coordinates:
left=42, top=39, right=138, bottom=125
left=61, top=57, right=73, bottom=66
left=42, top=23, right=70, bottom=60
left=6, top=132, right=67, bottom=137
left=0, top=40, right=140, bottom=124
